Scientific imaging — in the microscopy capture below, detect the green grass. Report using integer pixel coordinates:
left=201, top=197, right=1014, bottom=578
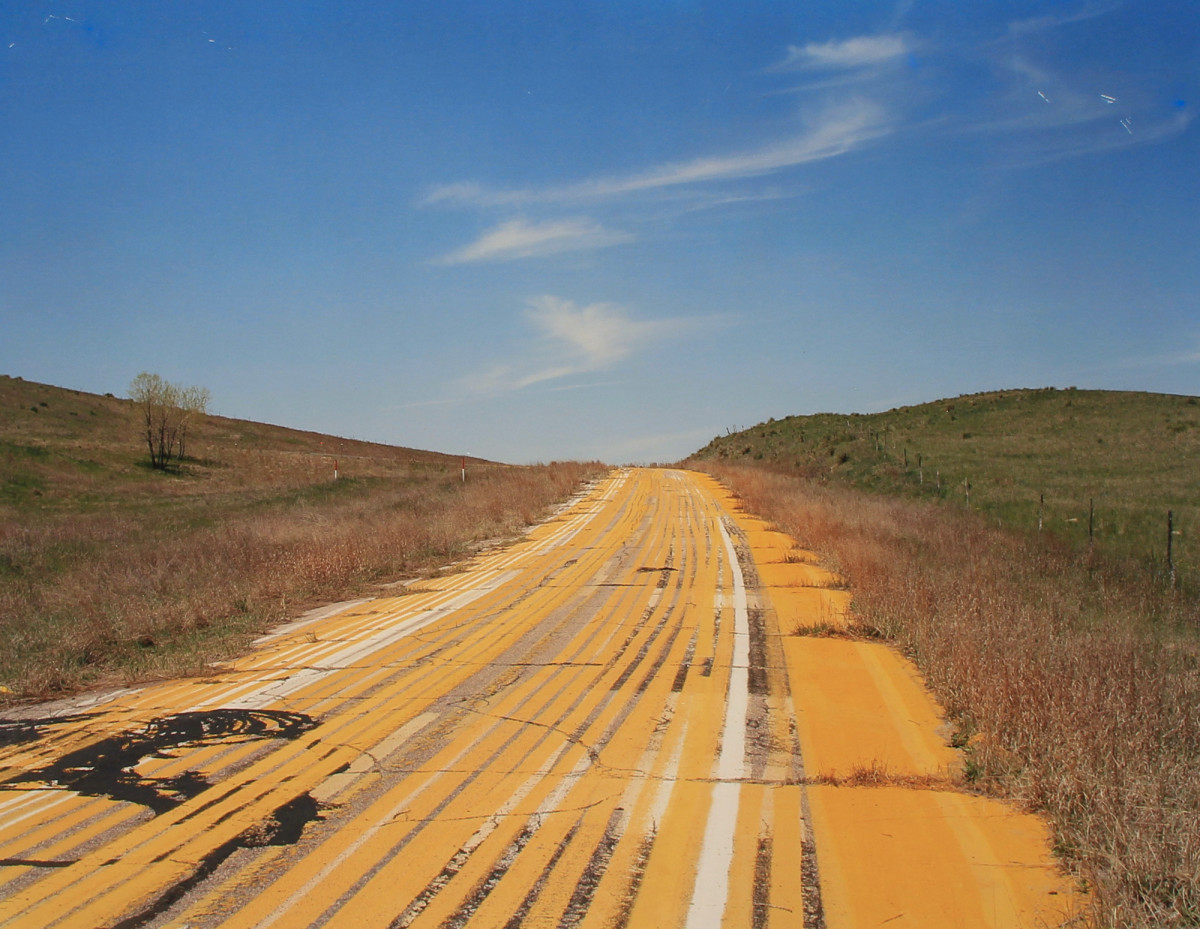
left=0, top=374, right=605, bottom=701
left=0, top=373, right=482, bottom=509
left=693, top=387, right=1200, bottom=584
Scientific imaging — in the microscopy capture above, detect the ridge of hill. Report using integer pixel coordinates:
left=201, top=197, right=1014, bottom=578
left=1, top=373, right=487, bottom=511
left=1, top=374, right=602, bottom=700
left=691, top=387, right=1200, bottom=572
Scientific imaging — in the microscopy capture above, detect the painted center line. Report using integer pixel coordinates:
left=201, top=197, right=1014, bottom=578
left=685, top=512, right=751, bottom=929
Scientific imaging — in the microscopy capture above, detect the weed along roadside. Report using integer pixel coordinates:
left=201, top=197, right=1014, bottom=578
left=0, top=376, right=607, bottom=702
left=696, top=460, right=1200, bottom=929
left=0, top=459, right=606, bottom=701
left=704, top=473, right=1082, bottom=928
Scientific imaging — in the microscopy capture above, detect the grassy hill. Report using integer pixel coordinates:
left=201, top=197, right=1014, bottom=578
left=1, top=373, right=486, bottom=514
left=692, top=387, right=1200, bottom=578
left=692, top=390, right=1200, bottom=926
left=0, top=375, right=601, bottom=700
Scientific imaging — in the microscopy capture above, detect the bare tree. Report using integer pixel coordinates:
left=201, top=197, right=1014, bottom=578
left=177, top=384, right=211, bottom=462
left=128, top=373, right=209, bottom=469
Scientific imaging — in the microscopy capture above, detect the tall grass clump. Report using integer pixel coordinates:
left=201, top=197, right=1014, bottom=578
left=0, top=461, right=605, bottom=700
left=697, top=461, right=1200, bottom=929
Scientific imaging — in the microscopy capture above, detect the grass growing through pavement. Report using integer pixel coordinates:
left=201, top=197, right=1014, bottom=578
left=0, top=376, right=605, bottom=700
left=696, top=460, right=1200, bottom=929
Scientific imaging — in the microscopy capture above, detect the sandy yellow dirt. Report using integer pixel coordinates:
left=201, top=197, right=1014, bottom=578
left=730, top=501, right=1084, bottom=929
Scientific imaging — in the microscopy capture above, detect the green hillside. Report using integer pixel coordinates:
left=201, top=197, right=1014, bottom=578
left=692, top=387, right=1200, bottom=575
left=0, top=373, right=486, bottom=515
left=1, top=374, right=601, bottom=700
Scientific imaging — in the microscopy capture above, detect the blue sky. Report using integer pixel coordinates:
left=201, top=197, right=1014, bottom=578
left=2, top=1, right=1197, bottom=463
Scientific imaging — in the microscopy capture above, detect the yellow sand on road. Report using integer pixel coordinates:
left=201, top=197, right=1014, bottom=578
left=735, top=503, right=1081, bottom=929
left=0, top=469, right=1080, bottom=928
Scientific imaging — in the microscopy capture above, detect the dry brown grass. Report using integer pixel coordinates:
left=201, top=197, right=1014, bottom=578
left=696, top=461, right=1200, bottom=929
left=807, top=761, right=955, bottom=791
left=1, top=376, right=606, bottom=700
left=1, top=461, right=605, bottom=701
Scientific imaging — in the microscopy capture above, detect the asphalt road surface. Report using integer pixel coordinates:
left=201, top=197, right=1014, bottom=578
left=0, top=468, right=1077, bottom=928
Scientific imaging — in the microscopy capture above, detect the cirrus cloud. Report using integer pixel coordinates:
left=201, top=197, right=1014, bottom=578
left=434, top=217, right=633, bottom=264
left=774, top=34, right=911, bottom=72
left=525, top=296, right=672, bottom=369
left=461, top=296, right=712, bottom=395
left=423, top=99, right=891, bottom=209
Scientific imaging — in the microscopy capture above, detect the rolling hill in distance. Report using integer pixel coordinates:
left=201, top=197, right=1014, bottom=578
left=7, top=374, right=1197, bottom=570
left=1, top=373, right=488, bottom=512
left=0, top=373, right=598, bottom=699
left=691, top=387, right=1200, bottom=570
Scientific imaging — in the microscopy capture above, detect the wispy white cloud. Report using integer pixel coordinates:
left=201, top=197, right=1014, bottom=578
left=760, top=15, right=1188, bottom=173
left=434, top=217, right=633, bottom=264
left=588, top=102, right=889, bottom=192
left=680, top=188, right=799, bottom=214
left=518, top=295, right=683, bottom=385
left=459, top=296, right=707, bottom=395
left=774, top=34, right=911, bottom=72
left=423, top=182, right=492, bottom=207
left=1007, top=2, right=1122, bottom=36
left=1008, top=110, right=1192, bottom=166
left=424, top=100, right=890, bottom=209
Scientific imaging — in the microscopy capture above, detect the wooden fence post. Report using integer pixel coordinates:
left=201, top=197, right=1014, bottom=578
left=1168, top=510, right=1176, bottom=588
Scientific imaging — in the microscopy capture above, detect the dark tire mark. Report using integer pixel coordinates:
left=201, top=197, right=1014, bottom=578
left=608, top=587, right=676, bottom=693
left=753, top=832, right=772, bottom=929
left=0, top=714, right=91, bottom=748
left=747, top=607, right=769, bottom=697
left=561, top=808, right=624, bottom=927
left=801, top=824, right=826, bottom=929
left=109, top=792, right=324, bottom=929
left=500, top=818, right=582, bottom=929
left=1, top=709, right=317, bottom=814
left=438, top=818, right=541, bottom=929
left=634, top=610, right=686, bottom=696
left=607, top=831, right=655, bottom=929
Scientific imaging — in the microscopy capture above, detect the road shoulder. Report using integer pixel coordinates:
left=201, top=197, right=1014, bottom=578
left=718, top=489, right=1085, bottom=929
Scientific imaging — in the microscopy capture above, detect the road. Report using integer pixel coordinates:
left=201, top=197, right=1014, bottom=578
left=0, top=468, right=1077, bottom=928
